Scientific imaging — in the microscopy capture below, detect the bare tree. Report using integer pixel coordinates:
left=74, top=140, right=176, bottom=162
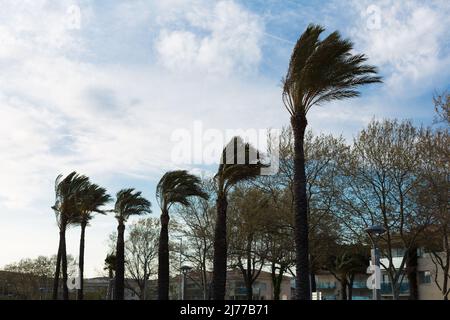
left=125, top=218, right=159, bottom=300
left=336, top=119, right=433, bottom=299
left=174, top=179, right=216, bottom=300
left=417, top=126, right=450, bottom=299
left=227, top=187, right=271, bottom=300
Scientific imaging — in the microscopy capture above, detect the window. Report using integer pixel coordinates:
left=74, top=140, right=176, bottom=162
left=417, top=247, right=425, bottom=257
left=393, top=248, right=405, bottom=258
left=419, top=271, right=432, bottom=284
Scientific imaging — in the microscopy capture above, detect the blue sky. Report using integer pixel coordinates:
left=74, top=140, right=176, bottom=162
left=0, top=0, right=449, bottom=277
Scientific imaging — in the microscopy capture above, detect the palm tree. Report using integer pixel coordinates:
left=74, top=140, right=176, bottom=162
left=76, top=183, right=111, bottom=300
left=52, top=171, right=90, bottom=300
left=212, top=137, right=266, bottom=300
left=112, top=188, right=151, bottom=300
left=282, top=24, right=381, bottom=299
left=156, top=170, right=208, bottom=300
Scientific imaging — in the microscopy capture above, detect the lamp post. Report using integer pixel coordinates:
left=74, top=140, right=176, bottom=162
left=181, top=265, right=192, bottom=300
left=365, top=225, right=386, bottom=300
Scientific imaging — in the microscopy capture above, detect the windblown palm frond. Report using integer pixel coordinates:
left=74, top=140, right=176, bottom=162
left=52, top=171, right=90, bottom=228
left=156, top=170, right=208, bottom=210
left=78, top=183, right=111, bottom=224
left=282, top=24, right=382, bottom=116
left=114, top=188, right=152, bottom=222
left=216, top=136, right=268, bottom=193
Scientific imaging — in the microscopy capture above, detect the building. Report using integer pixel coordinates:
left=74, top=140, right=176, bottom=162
left=171, top=269, right=294, bottom=300
left=314, top=249, right=449, bottom=300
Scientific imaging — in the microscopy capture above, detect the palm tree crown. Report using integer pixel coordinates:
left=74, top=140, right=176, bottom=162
left=156, top=170, right=209, bottom=210
left=78, top=183, right=111, bottom=224
left=52, top=172, right=90, bottom=227
left=282, top=24, right=382, bottom=117
left=114, top=188, right=152, bottom=222
left=216, top=136, right=267, bottom=194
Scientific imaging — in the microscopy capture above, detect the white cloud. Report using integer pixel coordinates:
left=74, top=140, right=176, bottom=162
left=0, top=0, right=85, bottom=58
left=155, top=0, right=263, bottom=75
left=348, top=0, right=450, bottom=94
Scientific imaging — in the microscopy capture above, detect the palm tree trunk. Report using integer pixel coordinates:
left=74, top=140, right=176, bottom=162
left=291, top=114, right=311, bottom=300
left=52, top=232, right=63, bottom=300
left=406, top=246, right=418, bottom=300
left=77, top=221, right=87, bottom=300
left=61, top=229, right=69, bottom=300
left=212, top=194, right=228, bottom=300
left=114, top=221, right=125, bottom=300
left=341, top=279, right=348, bottom=300
left=158, top=209, right=170, bottom=300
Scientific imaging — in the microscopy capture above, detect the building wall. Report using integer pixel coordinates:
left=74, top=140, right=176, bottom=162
left=417, top=253, right=446, bottom=300
left=224, top=270, right=293, bottom=300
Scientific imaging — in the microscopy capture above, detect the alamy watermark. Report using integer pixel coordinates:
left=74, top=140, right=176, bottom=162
left=170, top=121, right=280, bottom=176
left=66, top=5, right=82, bottom=30
left=364, top=4, right=382, bottom=30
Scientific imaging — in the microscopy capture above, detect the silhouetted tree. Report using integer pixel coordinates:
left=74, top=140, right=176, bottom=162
left=77, top=183, right=111, bottom=300
left=282, top=24, right=381, bottom=299
left=156, top=170, right=208, bottom=300
left=112, top=189, right=151, bottom=300
left=212, top=137, right=266, bottom=300
left=52, top=172, right=89, bottom=300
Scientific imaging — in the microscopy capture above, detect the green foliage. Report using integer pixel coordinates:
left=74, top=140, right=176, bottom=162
left=52, top=171, right=90, bottom=228
left=282, top=24, right=381, bottom=116
left=156, top=170, right=208, bottom=211
left=114, top=188, right=152, bottom=223
left=216, top=136, right=268, bottom=195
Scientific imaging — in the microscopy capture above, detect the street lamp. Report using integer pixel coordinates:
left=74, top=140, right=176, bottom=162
left=365, top=225, right=386, bottom=300
left=181, top=265, right=192, bottom=300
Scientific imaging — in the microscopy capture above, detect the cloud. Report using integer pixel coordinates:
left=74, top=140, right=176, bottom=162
left=347, top=0, right=450, bottom=95
left=155, top=0, right=264, bottom=75
left=0, top=0, right=84, bottom=59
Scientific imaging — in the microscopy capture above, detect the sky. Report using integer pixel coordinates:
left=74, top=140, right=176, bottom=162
left=0, top=0, right=449, bottom=277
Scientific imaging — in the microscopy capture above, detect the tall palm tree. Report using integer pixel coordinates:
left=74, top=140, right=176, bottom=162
left=212, top=137, right=266, bottom=300
left=113, top=188, right=151, bottom=300
left=282, top=24, right=381, bottom=299
left=156, top=170, right=208, bottom=300
left=76, top=183, right=111, bottom=300
left=52, top=171, right=90, bottom=300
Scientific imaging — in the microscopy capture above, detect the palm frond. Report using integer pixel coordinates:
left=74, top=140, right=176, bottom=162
left=114, top=188, right=152, bottom=222
left=283, top=23, right=382, bottom=117
left=52, top=171, right=90, bottom=228
left=216, top=136, right=268, bottom=193
left=78, top=183, right=112, bottom=223
left=156, top=170, right=208, bottom=210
